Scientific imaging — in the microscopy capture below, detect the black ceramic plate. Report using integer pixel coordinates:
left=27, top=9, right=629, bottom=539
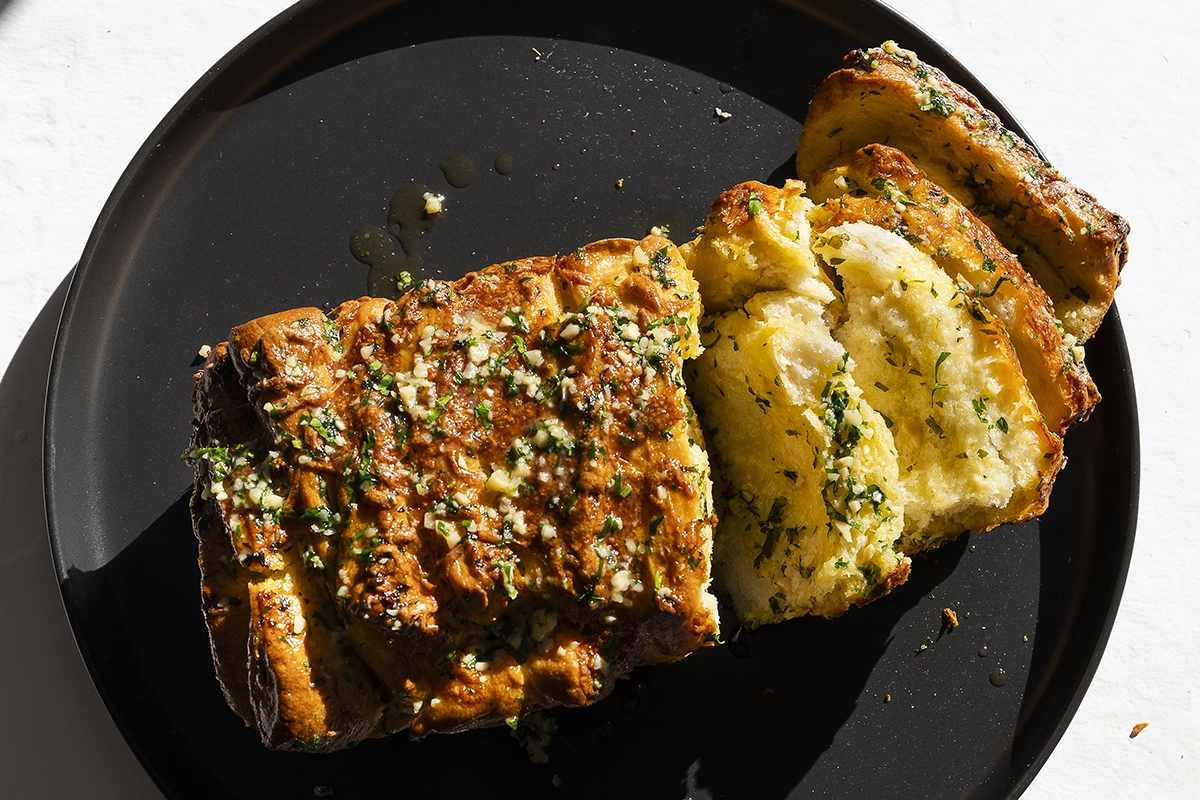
left=44, top=1, right=1138, bottom=798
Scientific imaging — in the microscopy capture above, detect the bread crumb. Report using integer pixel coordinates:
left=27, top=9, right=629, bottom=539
left=943, top=607, right=959, bottom=628
left=1130, top=722, right=1149, bottom=738
left=884, top=693, right=891, bottom=703
left=763, top=687, right=775, bottom=695
left=615, top=178, right=624, bottom=188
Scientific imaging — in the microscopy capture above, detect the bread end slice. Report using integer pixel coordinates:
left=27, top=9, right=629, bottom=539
left=797, top=42, right=1128, bottom=342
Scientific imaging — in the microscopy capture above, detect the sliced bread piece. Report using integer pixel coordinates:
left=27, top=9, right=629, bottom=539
left=686, top=183, right=909, bottom=625
left=814, top=222, right=1065, bottom=552
left=691, top=289, right=908, bottom=624
left=807, top=144, right=1100, bottom=435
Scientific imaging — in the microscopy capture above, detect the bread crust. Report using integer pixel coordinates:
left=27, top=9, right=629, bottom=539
left=797, top=43, right=1129, bottom=342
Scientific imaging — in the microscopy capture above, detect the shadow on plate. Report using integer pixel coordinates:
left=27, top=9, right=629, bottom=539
left=62, top=480, right=965, bottom=799
left=979, top=315, right=1137, bottom=799
left=0, top=272, right=162, bottom=798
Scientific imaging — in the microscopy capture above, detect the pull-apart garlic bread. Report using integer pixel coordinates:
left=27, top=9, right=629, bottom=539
left=685, top=181, right=1066, bottom=625
left=807, top=144, right=1100, bottom=435
left=812, top=222, right=1064, bottom=553
left=189, top=235, right=720, bottom=751
left=796, top=41, right=1129, bottom=342
left=686, top=182, right=911, bottom=625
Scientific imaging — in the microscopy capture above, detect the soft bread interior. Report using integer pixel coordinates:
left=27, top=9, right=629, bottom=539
left=814, top=222, right=1064, bottom=552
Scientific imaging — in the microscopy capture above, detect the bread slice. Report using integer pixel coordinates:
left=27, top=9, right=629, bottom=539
left=189, top=235, right=720, bottom=750
left=191, top=338, right=387, bottom=748
left=796, top=42, right=1129, bottom=342
left=813, top=222, right=1065, bottom=552
left=806, top=144, right=1100, bottom=435
left=691, top=290, right=909, bottom=624
left=685, top=182, right=910, bottom=625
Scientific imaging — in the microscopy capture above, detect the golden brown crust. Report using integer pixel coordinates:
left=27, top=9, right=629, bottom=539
left=246, top=578, right=384, bottom=748
left=684, top=179, right=824, bottom=314
left=189, top=236, right=718, bottom=750
left=855, top=561, right=910, bottom=609
left=807, top=144, right=1100, bottom=435
left=797, top=43, right=1129, bottom=341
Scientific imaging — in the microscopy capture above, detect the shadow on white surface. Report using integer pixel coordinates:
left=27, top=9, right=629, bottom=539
left=0, top=271, right=161, bottom=799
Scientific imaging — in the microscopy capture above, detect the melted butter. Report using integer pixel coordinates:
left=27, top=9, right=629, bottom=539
left=351, top=183, right=439, bottom=298
left=440, top=155, right=474, bottom=188
left=493, top=154, right=514, bottom=176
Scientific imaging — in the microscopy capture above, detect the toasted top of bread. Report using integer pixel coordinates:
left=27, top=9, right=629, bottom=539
left=814, top=222, right=1064, bottom=552
left=681, top=180, right=825, bottom=313
left=807, top=144, right=1100, bottom=435
left=796, top=42, right=1129, bottom=342
left=190, top=236, right=720, bottom=750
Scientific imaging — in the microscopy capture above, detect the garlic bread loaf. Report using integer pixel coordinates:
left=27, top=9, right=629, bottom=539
left=796, top=42, right=1129, bottom=342
left=189, top=236, right=721, bottom=750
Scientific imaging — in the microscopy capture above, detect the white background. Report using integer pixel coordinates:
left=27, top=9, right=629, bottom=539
left=1, top=0, right=1195, bottom=797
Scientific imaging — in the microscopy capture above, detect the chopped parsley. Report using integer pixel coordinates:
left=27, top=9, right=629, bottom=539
left=474, top=400, right=493, bottom=429
left=746, top=191, right=763, bottom=218
left=919, top=85, right=954, bottom=117
left=932, top=351, right=950, bottom=396
left=493, top=561, right=519, bottom=599
left=649, top=246, right=677, bottom=288
left=972, top=397, right=990, bottom=424
left=600, top=516, right=621, bottom=538
left=976, top=276, right=1014, bottom=297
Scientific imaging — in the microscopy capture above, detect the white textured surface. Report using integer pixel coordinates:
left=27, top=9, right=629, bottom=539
left=1, top=0, right=1195, bottom=797
left=899, top=5, right=1199, bottom=798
